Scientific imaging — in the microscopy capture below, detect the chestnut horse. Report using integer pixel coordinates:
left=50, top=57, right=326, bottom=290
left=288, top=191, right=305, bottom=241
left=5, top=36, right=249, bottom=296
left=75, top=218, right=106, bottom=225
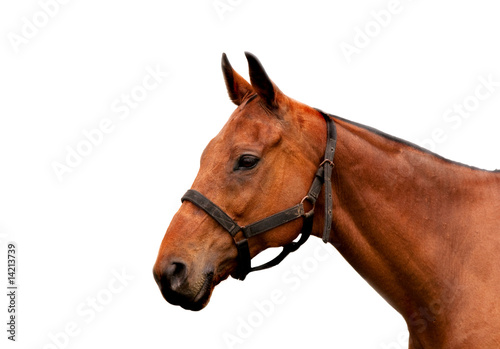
left=153, top=52, right=500, bottom=348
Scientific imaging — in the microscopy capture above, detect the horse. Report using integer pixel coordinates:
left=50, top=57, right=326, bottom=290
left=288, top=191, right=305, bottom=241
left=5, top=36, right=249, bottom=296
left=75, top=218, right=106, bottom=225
left=153, top=52, right=500, bottom=348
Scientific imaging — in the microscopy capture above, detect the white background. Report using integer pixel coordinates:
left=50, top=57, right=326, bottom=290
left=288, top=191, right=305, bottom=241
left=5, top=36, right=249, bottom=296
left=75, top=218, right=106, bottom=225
left=1, top=1, right=499, bottom=348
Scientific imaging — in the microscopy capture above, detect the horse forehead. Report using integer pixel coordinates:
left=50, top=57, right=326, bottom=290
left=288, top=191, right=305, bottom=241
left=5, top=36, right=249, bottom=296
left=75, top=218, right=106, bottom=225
left=221, top=110, right=281, bottom=146
left=202, top=106, right=282, bottom=161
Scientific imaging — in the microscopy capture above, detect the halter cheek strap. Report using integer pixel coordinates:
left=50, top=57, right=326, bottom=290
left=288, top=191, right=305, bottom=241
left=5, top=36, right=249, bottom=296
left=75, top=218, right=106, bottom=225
left=321, top=110, right=337, bottom=243
left=181, top=110, right=337, bottom=280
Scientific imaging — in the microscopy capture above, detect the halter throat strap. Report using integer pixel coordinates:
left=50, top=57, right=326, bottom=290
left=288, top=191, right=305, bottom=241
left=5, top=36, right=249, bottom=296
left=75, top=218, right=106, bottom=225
left=181, top=109, right=337, bottom=280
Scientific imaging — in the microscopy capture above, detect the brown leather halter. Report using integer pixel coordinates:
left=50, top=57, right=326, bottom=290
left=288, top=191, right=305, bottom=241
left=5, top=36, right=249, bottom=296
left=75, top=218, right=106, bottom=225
left=181, top=110, right=337, bottom=280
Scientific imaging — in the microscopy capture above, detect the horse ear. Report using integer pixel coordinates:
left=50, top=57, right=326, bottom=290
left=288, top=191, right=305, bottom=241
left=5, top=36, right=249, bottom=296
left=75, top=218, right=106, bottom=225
left=245, top=52, right=284, bottom=111
left=221, top=53, right=253, bottom=106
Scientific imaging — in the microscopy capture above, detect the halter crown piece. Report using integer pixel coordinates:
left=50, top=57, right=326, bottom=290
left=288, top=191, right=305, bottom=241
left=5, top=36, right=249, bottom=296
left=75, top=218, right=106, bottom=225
left=181, top=110, right=337, bottom=280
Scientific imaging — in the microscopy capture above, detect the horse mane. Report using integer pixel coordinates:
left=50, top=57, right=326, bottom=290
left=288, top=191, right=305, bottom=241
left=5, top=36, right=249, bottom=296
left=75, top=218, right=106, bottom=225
left=331, top=114, right=498, bottom=174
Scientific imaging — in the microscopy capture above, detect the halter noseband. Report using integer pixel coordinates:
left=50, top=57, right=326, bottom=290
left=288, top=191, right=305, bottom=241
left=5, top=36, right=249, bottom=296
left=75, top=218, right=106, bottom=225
left=181, top=110, right=337, bottom=280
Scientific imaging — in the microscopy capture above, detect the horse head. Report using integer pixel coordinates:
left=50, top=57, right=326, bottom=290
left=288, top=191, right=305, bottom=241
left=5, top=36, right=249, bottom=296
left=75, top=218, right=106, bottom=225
left=153, top=53, right=328, bottom=310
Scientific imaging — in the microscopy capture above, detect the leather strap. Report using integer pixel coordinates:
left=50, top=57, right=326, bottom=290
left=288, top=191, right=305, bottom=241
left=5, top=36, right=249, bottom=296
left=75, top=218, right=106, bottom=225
left=248, top=212, right=314, bottom=273
left=242, top=204, right=305, bottom=238
left=233, top=239, right=251, bottom=280
left=316, top=109, right=337, bottom=243
left=181, top=189, right=241, bottom=236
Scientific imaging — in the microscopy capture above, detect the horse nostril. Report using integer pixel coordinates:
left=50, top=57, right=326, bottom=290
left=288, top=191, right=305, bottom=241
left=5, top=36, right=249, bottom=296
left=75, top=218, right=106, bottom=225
left=165, top=261, right=187, bottom=291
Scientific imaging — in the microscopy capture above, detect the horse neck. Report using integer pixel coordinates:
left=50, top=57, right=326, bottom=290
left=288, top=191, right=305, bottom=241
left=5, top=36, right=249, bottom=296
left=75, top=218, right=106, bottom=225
left=313, top=116, right=495, bottom=320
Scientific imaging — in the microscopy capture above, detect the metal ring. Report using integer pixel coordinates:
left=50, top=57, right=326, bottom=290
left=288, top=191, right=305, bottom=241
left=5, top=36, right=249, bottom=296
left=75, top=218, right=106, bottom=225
left=300, top=196, right=315, bottom=217
left=320, top=159, right=335, bottom=168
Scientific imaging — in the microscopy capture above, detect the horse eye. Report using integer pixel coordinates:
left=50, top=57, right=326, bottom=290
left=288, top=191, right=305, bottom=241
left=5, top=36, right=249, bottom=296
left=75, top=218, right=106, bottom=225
left=235, top=155, right=260, bottom=170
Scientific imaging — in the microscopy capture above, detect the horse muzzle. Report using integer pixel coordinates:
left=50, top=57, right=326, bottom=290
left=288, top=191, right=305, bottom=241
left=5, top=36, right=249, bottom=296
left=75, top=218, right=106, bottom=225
left=153, top=260, right=214, bottom=311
